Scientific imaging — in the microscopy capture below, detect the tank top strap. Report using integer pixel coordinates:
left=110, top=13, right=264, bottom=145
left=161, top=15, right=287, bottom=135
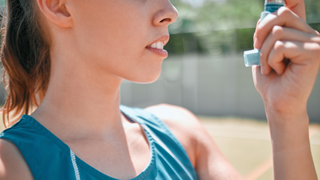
left=0, top=107, right=198, bottom=180
left=120, top=105, right=198, bottom=180
left=120, top=105, right=184, bottom=151
left=0, top=115, right=80, bottom=180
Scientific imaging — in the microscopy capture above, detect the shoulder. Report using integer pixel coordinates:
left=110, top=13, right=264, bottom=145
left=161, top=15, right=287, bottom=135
left=145, top=104, right=204, bottom=166
left=0, top=139, right=34, bottom=180
left=145, top=104, right=244, bottom=179
left=145, top=104, right=203, bottom=134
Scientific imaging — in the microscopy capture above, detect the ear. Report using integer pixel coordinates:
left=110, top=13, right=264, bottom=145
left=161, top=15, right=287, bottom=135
left=36, top=0, right=73, bottom=28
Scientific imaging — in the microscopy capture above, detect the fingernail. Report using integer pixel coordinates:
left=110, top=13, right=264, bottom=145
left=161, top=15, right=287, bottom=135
left=259, top=19, right=266, bottom=27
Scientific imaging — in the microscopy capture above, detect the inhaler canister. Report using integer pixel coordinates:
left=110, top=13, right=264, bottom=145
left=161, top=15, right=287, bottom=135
left=243, top=0, right=285, bottom=67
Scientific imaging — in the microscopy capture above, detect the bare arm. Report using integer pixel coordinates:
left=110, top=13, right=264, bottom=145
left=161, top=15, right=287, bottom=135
left=265, top=110, right=316, bottom=180
left=146, top=104, right=244, bottom=180
left=253, top=0, right=319, bottom=179
left=0, top=139, right=34, bottom=180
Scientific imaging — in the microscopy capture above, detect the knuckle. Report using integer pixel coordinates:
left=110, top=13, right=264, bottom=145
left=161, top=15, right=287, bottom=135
left=268, top=56, right=277, bottom=66
left=314, top=33, right=320, bottom=44
left=306, top=42, right=320, bottom=55
left=314, top=43, right=320, bottom=57
left=274, top=41, right=284, bottom=51
left=272, top=26, right=283, bottom=38
left=278, top=7, right=292, bottom=18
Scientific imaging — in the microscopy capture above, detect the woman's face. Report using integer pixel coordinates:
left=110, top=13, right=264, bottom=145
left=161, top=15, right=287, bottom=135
left=69, top=0, right=178, bottom=83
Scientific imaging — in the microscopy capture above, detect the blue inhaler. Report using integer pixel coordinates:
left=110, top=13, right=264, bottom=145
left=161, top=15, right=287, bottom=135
left=243, top=0, right=285, bottom=67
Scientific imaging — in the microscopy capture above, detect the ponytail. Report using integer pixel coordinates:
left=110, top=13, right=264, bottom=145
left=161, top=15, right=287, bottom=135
left=1, top=0, right=51, bottom=128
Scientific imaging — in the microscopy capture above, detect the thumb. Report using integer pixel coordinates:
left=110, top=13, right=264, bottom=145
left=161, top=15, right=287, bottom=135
left=252, top=66, right=266, bottom=94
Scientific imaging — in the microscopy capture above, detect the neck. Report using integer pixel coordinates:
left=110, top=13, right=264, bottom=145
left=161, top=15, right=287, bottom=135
left=32, top=46, right=126, bottom=140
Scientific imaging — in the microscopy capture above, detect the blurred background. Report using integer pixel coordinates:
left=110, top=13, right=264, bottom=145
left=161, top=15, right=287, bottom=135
left=0, top=0, right=319, bottom=179
left=120, top=0, right=320, bottom=179
left=120, top=0, right=320, bottom=123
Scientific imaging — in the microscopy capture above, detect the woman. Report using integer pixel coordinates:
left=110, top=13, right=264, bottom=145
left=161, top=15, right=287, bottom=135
left=0, top=0, right=318, bottom=179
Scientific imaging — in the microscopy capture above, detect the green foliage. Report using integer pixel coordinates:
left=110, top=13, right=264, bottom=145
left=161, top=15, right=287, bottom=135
left=309, top=23, right=320, bottom=32
left=166, top=0, right=320, bottom=55
left=170, top=0, right=263, bottom=34
left=235, top=28, right=255, bottom=52
left=305, top=0, right=320, bottom=23
left=167, top=0, right=263, bottom=55
left=166, top=33, right=208, bottom=55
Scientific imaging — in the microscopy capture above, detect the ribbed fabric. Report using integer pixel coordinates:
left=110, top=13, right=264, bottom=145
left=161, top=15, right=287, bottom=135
left=0, top=105, right=198, bottom=180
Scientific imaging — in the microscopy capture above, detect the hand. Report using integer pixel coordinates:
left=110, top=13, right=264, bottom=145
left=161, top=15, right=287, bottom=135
left=253, top=3, right=320, bottom=116
left=251, top=2, right=319, bottom=179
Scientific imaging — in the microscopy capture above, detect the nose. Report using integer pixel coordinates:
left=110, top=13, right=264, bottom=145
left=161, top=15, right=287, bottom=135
left=152, top=1, right=178, bottom=27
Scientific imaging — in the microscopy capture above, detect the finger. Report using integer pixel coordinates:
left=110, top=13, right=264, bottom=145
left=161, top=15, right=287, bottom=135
left=268, top=41, right=320, bottom=74
left=253, top=20, right=261, bottom=47
left=285, top=0, right=306, bottom=21
left=268, top=41, right=298, bottom=75
left=252, top=65, right=262, bottom=93
left=254, top=7, right=315, bottom=49
left=260, top=26, right=318, bottom=75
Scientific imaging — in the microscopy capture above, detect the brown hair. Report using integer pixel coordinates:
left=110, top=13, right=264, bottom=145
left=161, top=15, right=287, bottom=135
left=0, top=0, right=51, bottom=128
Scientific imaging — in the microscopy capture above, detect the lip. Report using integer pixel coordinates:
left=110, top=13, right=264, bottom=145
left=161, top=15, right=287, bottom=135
left=146, top=35, right=170, bottom=57
left=147, top=35, right=170, bottom=47
left=146, top=47, right=168, bottom=57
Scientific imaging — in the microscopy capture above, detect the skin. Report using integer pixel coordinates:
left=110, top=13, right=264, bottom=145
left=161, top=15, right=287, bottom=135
left=0, top=0, right=319, bottom=180
left=252, top=0, right=320, bottom=179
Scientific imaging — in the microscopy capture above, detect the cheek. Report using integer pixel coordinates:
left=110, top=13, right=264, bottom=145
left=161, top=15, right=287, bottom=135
left=72, top=1, right=163, bottom=83
left=73, top=1, right=147, bottom=61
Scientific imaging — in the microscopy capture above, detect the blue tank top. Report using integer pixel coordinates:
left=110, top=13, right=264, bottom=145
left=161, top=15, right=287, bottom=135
left=0, top=105, right=198, bottom=180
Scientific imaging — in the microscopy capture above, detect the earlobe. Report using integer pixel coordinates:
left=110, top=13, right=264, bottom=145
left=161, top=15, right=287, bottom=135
left=37, top=0, right=73, bottom=28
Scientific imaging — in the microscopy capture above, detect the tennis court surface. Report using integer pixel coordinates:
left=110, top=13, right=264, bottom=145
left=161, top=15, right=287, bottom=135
left=199, top=117, right=320, bottom=180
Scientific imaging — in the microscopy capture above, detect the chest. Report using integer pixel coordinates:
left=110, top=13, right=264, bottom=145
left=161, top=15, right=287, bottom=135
left=66, top=135, right=151, bottom=179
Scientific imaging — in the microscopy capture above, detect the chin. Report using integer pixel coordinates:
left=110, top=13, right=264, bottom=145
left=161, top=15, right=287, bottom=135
left=126, top=70, right=161, bottom=84
left=121, top=57, right=164, bottom=84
